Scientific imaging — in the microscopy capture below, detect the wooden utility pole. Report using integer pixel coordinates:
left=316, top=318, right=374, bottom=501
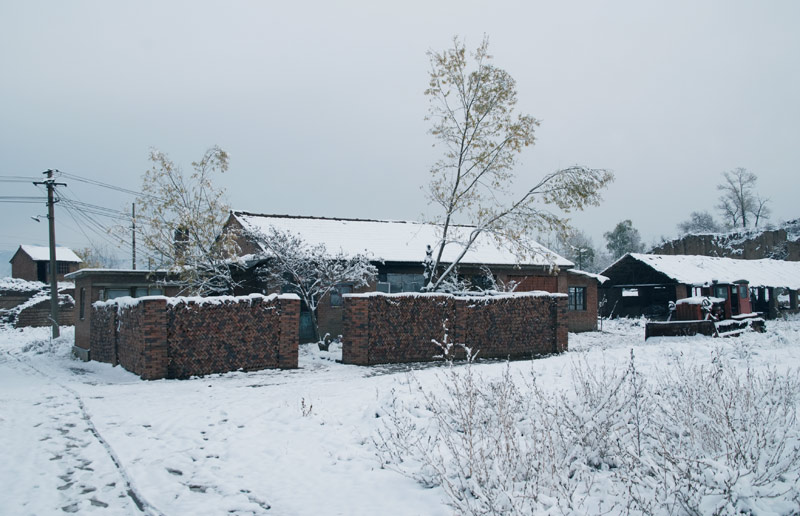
left=33, top=170, right=67, bottom=338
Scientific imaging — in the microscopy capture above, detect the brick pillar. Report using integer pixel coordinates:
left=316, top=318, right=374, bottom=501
left=342, top=296, right=370, bottom=365
left=554, top=296, right=568, bottom=353
left=278, top=296, right=299, bottom=369
left=140, top=299, right=168, bottom=380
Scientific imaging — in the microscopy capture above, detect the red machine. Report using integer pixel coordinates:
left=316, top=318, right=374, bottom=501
left=674, top=280, right=752, bottom=321
left=646, top=281, right=764, bottom=339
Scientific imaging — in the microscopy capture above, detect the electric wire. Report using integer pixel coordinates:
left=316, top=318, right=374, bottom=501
left=55, top=170, right=165, bottom=201
left=57, top=186, right=162, bottom=265
left=0, top=196, right=47, bottom=203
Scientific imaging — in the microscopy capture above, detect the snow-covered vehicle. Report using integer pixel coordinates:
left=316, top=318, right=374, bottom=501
left=645, top=280, right=765, bottom=338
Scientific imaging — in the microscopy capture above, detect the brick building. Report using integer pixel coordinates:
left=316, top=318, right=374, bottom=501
left=10, top=245, right=81, bottom=283
left=65, top=269, right=180, bottom=360
left=224, top=211, right=601, bottom=338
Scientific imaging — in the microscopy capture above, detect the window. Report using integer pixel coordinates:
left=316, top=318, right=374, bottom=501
left=714, top=285, right=729, bottom=300
left=568, top=286, right=587, bottom=311
left=105, top=289, right=130, bottom=300
left=57, top=262, right=71, bottom=274
left=330, top=284, right=352, bottom=307
left=79, top=288, right=85, bottom=320
left=386, top=273, right=424, bottom=293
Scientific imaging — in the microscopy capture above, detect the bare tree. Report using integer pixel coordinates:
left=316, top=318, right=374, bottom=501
left=753, top=195, right=771, bottom=227
left=74, top=245, right=122, bottom=269
left=716, top=168, right=769, bottom=228
left=136, top=146, right=240, bottom=295
left=551, top=229, right=597, bottom=271
left=423, top=36, right=613, bottom=291
left=677, top=211, right=721, bottom=235
left=249, top=227, right=377, bottom=342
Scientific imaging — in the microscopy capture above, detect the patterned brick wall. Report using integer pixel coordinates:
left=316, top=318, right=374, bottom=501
left=89, top=294, right=300, bottom=380
left=342, top=292, right=567, bottom=366
left=13, top=294, right=75, bottom=328
left=89, top=305, right=117, bottom=364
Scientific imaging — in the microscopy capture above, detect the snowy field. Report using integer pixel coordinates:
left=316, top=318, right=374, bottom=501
left=1, top=318, right=799, bottom=515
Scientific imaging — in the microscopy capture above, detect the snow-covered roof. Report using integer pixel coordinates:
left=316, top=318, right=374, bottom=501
left=568, top=269, right=608, bottom=284
left=15, top=245, right=82, bottom=263
left=231, top=211, right=573, bottom=268
left=621, top=253, right=800, bottom=290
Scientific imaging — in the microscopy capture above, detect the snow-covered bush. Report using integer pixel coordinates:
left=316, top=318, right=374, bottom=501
left=375, top=351, right=800, bottom=515
left=626, top=354, right=800, bottom=515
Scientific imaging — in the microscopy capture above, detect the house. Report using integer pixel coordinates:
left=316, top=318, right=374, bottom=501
left=65, top=269, right=181, bottom=360
left=10, top=245, right=82, bottom=283
left=599, top=253, right=800, bottom=319
left=224, top=211, right=601, bottom=337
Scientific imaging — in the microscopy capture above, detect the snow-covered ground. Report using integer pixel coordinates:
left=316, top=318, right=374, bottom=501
left=1, top=317, right=799, bottom=515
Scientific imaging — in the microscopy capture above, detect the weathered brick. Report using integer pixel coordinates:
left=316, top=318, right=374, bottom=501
left=341, top=292, right=568, bottom=366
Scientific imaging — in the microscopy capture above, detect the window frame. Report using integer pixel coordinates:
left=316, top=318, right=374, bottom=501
left=568, top=286, right=587, bottom=311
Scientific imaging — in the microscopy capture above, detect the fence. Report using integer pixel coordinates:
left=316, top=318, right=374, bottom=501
left=89, top=293, right=300, bottom=379
left=342, top=291, right=567, bottom=365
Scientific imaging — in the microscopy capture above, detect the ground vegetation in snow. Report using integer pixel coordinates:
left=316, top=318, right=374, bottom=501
left=1, top=317, right=800, bottom=515
left=375, top=318, right=800, bottom=515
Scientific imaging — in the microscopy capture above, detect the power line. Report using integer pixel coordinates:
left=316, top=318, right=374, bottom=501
left=0, top=176, right=40, bottom=183
left=56, top=170, right=164, bottom=201
left=0, top=196, right=47, bottom=203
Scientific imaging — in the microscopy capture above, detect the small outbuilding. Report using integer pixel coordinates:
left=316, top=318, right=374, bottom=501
left=10, top=245, right=82, bottom=283
left=599, top=253, right=800, bottom=319
left=65, top=268, right=180, bottom=360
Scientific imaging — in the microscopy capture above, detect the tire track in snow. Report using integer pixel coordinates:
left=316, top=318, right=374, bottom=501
left=3, top=350, right=167, bottom=516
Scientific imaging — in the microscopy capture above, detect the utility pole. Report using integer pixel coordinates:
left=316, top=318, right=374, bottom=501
left=33, top=170, right=67, bottom=339
left=132, top=203, right=136, bottom=270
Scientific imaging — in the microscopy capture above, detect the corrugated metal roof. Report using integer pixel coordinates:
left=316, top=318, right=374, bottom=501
left=231, top=211, right=573, bottom=268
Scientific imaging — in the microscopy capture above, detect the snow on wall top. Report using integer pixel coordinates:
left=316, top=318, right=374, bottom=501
left=626, top=253, right=800, bottom=290
left=0, top=277, right=74, bottom=292
left=17, top=245, right=82, bottom=263
left=231, top=212, right=572, bottom=268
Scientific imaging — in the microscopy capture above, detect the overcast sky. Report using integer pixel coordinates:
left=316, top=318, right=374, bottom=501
left=2, top=0, right=798, bottom=272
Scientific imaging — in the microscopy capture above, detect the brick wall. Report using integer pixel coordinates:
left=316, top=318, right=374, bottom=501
left=342, top=292, right=567, bottom=366
left=11, top=293, right=75, bottom=328
left=11, top=253, right=37, bottom=282
left=89, top=294, right=300, bottom=380
left=90, top=303, right=117, bottom=364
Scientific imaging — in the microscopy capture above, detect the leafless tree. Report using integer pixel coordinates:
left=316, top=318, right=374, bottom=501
left=423, top=36, right=613, bottom=291
left=135, top=146, right=240, bottom=295
left=677, top=210, right=721, bottom=235
left=716, top=167, right=769, bottom=228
